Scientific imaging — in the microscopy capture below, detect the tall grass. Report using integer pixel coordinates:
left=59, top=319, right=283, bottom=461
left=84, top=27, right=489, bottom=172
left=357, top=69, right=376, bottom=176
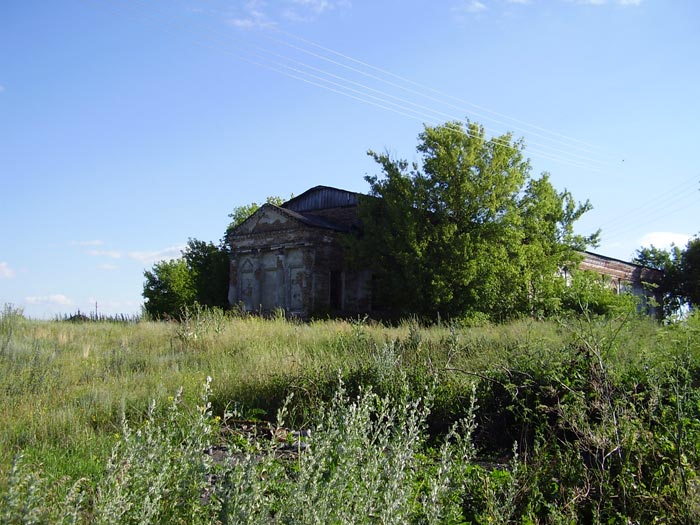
left=1, top=304, right=700, bottom=522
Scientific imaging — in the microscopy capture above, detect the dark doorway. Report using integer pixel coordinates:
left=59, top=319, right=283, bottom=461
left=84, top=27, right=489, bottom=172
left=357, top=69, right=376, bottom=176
left=330, top=271, right=343, bottom=310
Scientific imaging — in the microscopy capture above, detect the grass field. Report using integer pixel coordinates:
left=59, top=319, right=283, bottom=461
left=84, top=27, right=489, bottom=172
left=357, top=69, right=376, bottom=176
left=1, top=304, right=699, bottom=523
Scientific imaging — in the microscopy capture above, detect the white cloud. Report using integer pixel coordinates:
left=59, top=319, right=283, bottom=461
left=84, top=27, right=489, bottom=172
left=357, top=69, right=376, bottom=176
left=128, top=245, right=184, bottom=265
left=87, top=249, right=122, bottom=259
left=283, top=0, right=350, bottom=17
left=71, top=240, right=104, bottom=247
left=0, top=262, right=15, bottom=279
left=289, top=0, right=331, bottom=13
left=451, top=0, right=488, bottom=17
left=98, top=263, right=119, bottom=271
left=467, top=1, right=488, bottom=12
left=638, top=231, right=691, bottom=251
left=506, top=0, right=530, bottom=4
left=287, top=0, right=350, bottom=14
left=570, top=0, right=641, bottom=5
left=26, top=294, right=74, bottom=307
left=227, top=0, right=349, bottom=27
left=228, top=17, right=258, bottom=28
left=227, top=0, right=276, bottom=28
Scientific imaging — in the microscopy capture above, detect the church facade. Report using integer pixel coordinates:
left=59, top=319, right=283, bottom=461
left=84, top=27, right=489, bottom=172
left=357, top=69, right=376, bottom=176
left=226, top=186, right=371, bottom=317
left=227, top=186, right=663, bottom=317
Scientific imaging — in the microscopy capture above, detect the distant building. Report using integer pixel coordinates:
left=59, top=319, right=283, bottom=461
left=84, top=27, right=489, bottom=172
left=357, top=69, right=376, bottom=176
left=227, top=186, right=663, bottom=317
left=577, top=251, right=664, bottom=316
left=227, top=186, right=371, bottom=317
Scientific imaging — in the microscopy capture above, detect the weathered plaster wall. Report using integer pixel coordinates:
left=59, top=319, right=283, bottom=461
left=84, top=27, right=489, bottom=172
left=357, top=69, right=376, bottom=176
left=228, top=206, right=370, bottom=317
left=228, top=188, right=664, bottom=319
left=579, top=251, right=664, bottom=315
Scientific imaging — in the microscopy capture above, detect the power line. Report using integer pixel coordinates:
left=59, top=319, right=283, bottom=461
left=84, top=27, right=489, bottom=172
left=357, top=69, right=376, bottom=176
left=268, top=27, right=615, bottom=160
left=602, top=192, right=700, bottom=242
left=96, top=0, right=611, bottom=171
left=235, top=38, right=600, bottom=171
left=598, top=176, right=699, bottom=231
left=93, top=0, right=698, bottom=238
left=233, top=34, right=608, bottom=169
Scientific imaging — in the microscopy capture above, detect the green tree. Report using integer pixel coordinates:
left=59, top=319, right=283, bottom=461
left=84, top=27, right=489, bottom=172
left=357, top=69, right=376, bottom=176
left=680, top=237, right=700, bottom=308
left=354, top=120, right=598, bottom=321
left=226, top=196, right=285, bottom=235
left=182, top=239, right=229, bottom=309
left=560, top=270, right=636, bottom=316
left=634, top=237, right=700, bottom=315
left=633, top=244, right=683, bottom=316
left=142, top=239, right=229, bottom=318
left=143, top=258, right=196, bottom=318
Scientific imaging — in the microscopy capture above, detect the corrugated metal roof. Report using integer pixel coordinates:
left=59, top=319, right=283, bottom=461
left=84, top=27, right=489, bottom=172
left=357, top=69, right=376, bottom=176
left=283, top=186, right=360, bottom=212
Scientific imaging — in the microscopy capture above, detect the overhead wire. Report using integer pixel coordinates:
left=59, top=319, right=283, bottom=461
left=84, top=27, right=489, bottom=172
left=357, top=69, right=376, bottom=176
left=601, top=189, right=699, bottom=241
left=201, top=0, right=594, bottom=157
left=92, top=0, right=696, bottom=238
left=266, top=27, right=614, bottom=161
left=598, top=176, right=699, bottom=231
left=227, top=33, right=607, bottom=169
left=95, top=0, right=610, bottom=171
left=601, top=192, right=700, bottom=243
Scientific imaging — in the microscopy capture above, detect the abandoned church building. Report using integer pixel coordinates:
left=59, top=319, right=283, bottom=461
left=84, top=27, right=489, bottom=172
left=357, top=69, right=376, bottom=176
left=227, top=187, right=371, bottom=317
left=227, top=186, right=663, bottom=318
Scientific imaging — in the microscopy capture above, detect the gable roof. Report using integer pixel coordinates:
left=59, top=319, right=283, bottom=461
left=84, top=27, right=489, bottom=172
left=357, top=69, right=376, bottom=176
left=229, top=202, right=349, bottom=237
left=581, top=251, right=664, bottom=283
left=282, top=186, right=361, bottom=213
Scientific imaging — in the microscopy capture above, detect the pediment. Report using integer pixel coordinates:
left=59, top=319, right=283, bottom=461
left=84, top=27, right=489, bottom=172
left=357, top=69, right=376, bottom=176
left=232, top=204, right=303, bottom=236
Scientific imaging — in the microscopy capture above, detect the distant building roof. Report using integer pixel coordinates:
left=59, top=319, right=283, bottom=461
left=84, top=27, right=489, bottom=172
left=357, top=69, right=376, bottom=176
left=581, top=251, right=663, bottom=283
left=272, top=204, right=349, bottom=232
left=283, top=186, right=361, bottom=213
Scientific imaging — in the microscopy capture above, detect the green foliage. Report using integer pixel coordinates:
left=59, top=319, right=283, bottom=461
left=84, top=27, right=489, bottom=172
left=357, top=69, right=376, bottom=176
left=142, top=257, right=196, bottom=319
left=2, top=314, right=700, bottom=523
left=634, top=243, right=684, bottom=316
left=93, top=379, right=219, bottom=524
left=354, top=120, right=598, bottom=321
left=1, top=377, right=480, bottom=524
left=634, top=236, right=700, bottom=315
left=466, top=313, right=700, bottom=523
left=142, top=239, right=228, bottom=319
left=680, top=236, right=700, bottom=308
left=560, top=270, right=638, bottom=317
left=183, top=239, right=230, bottom=309
left=225, top=195, right=284, bottom=235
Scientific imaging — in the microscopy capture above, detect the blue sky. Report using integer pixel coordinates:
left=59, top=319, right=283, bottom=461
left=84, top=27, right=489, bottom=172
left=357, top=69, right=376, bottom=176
left=1, top=0, right=698, bottom=318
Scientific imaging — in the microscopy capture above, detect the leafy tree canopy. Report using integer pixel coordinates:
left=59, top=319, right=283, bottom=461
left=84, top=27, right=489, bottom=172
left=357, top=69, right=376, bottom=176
left=635, top=236, right=700, bottom=315
left=681, top=237, right=700, bottom=307
left=143, top=258, right=196, bottom=319
left=144, top=195, right=289, bottom=319
left=353, top=120, right=599, bottom=321
left=226, top=196, right=285, bottom=235
left=143, top=239, right=228, bottom=319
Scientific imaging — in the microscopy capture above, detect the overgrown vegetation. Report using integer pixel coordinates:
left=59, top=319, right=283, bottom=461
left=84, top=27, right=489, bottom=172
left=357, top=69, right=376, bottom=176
left=352, top=120, right=599, bottom=321
left=634, top=235, right=700, bottom=316
left=143, top=239, right=229, bottom=318
left=2, top=303, right=700, bottom=523
left=142, top=196, right=286, bottom=319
